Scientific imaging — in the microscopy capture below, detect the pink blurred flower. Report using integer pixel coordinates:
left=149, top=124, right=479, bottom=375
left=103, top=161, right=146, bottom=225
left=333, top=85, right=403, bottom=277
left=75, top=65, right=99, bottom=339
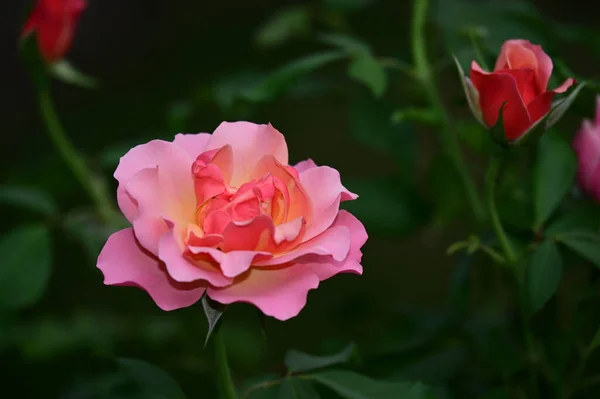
left=97, top=122, right=367, bottom=320
left=21, top=0, right=87, bottom=63
left=573, top=97, right=600, bottom=201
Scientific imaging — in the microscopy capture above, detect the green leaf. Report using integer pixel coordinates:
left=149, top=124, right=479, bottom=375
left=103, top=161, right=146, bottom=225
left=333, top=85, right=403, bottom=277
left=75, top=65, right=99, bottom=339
left=348, top=53, right=387, bottom=98
left=255, top=6, right=311, bottom=49
left=545, top=203, right=600, bottom=235
left=284, top=343, right=355, bottom=373
left=317, top=33, right=371, bottom=54
left=0, top=225, right=52, bottom=310
left=62, top=210, right=123, bottom=262
left=118, top=358, right=187, bottom=399
left=278, top=378, right=320, bottom=399
left=533, top=131, right=577, bottom=228
left=322, top=0, right=375, bottom=11
left=243, top=51, right=346, bottom=102
left=527, top=241, right=563, bottom=312
left=202, top=294, right=227, bottom=345
left=343, top=177, right=429, bottom=236
left=558, top=231, right=600, bottom=267
left=588, top=327, right=600, bottom=354
left=453, top=55, right=484, bottom=127
left=545, top=82, right=587, bottom=129
left=0, top=185, right=57, bottom=216
left=310, top=371, right=431, bottom=399
left=50, top=60, right=98, bottom=89
left=348, top=95, right=416, bottom=163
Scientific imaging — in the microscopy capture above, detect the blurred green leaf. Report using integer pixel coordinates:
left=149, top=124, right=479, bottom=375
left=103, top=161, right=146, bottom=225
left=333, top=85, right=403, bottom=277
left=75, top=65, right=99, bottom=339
left=118, top=358, right=187, bottom=399
left=243, top=51, right=346, bottom=102
left=588, top=327, right=600, bottom=354
left=527, top=241, right=563, bottom=312
left=533, top=131, right=577, bottom=229
left=558, top=231, right=600, bottom=267
left=457, top=121, right=491, bottom=154
left=343, top=177, right=429, bottom=236
left=427, top=156, right=463, bottom=226
left=318, top=33, right=371, bottom=54
left=202, top=294, right=226, bottom=346
left=62, top=210, right=121, bottom=261
left=545, top=203, right=600, bottom=236
left=310, top=371, right=431, bottom=399
left=435, top=0, right=543, bottom=53
left=545, top=83, right=587, bottom=129
left=255, top=6, right=311, bottom=49
left=393, top=345, right=466, bottom=385
left=167, top=102, right=193, bottom=133
left=50, top=60, right=97, bottom=89
left=348, top=53, right=387, bottom=98
left=391, top=108, right=441, bottom=127
left=0, top=185, right=57, bottom=216
left=0, top=225, right=52, bottom=311
left=285, top=343, right=355, bottom=373
left=278, top=378, right=320, bottom=399
left=322, top=0, right=375, bottom=11
left=348, top=95, right=416, bottom=163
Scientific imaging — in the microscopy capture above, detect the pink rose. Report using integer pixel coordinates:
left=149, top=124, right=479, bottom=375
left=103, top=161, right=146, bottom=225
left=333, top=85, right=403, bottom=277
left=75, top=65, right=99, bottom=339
left=97, top=122, right=367, bottom=320
left=573, top=97, right=600, bottom=201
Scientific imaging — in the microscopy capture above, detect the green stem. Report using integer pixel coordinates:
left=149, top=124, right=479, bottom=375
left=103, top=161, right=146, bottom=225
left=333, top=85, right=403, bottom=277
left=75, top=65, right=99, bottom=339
left=38, top=89, right=117, bottom=225
left=485, top=156, right=516, bottom=264
left=485, top=155, right=540, bottom=397
left=214, top=329, right=238, bottom=399
left=411, top=0, right=485, bottom=224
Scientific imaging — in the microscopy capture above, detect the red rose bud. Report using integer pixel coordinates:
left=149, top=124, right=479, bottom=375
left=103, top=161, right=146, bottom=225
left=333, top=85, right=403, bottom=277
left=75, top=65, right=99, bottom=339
left=466, top=40, right=576, bottom=143
left=21, top=0, right=87, bottom=63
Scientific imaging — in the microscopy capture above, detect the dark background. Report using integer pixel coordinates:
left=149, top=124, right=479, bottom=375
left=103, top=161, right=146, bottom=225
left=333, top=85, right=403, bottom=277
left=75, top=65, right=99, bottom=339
left=1, top=0, right=600, bottom=398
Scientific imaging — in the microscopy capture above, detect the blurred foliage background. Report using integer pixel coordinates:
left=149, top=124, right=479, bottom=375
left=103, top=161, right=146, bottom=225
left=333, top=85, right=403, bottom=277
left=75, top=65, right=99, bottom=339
left=2, top=0, right=600, bottom=398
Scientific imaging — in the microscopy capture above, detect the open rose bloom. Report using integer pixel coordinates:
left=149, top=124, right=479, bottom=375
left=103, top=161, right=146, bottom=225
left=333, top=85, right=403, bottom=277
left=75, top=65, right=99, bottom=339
left=97, top=122, right=367, bottom=320
left=573, top=97, right=600, bottom=202
left=467, top=39, right=575, bottom=142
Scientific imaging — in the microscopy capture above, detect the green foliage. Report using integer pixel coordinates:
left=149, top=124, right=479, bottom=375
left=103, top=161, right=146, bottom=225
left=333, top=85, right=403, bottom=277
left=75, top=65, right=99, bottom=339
left=118, top=358, right=188, bottom=399
left=284, top=343, right=356, bottom=373
left=527, top=241, right=563, bottom=312
left=558, top=231, right=600, bottom=268
left=0, top=185, right=57, bottom=216
left=348, top=53, right=387, bottom=98
left=533, top=131, right=577, bottom=229
left=278, top=378, right=321, bottom=399
left=310, top=371, right=432, bottom=399
left=255, top=6, right=312, bottom=49
left=202, top=294, right=227, bottom=345
left=0, top=225, right=52, bottom=311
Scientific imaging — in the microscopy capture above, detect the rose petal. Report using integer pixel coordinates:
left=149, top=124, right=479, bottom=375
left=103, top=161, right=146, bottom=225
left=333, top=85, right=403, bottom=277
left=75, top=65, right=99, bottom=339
left=523, top=41, right=553, bottom=93
left=294, top=159, right=318, bottom=173
left=205, top=122, right=289, bottom=187
left=207, top=264, right=320, bottom=321
left=115, top=140, right=194, bottom=222
left=255, top=225, right=351, bottom=266
left=173, top=133, right=211, bottom=159
left=299, top=166, right=357, bottom=240
left=470, top=65, right=531, bottom=141
left=157, top=231, right=232, bottom=287
left=97, top=228, right=205, bottom=311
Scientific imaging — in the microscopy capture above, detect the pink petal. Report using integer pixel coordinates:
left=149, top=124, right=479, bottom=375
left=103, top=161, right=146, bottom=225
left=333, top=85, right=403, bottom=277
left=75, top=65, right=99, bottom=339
left=522, top=41, right=553, bottom=93
left=294, top=159, right=318, bottom=173
left=205, top=122, right=289, bottom=187
left=595, top=96, right=600, bottom=126
left=207, top=264, right=320, bottom=320
left=173, top=133, right=211, bottom=159
left=299, top=166, right=357, bottom=240
left=187, top=245, right=272, bottom=278
left=573, top=121, right=600, bottom=195
left=301, top=211, right=367, bottom=281
left=157, top=231, right=232, bottom=287
left=551, top=78, right=576, bottom=94
left=114, top=140, right=194, bottom=222
left=274, top=217, right=305, bottom=245
left=97, top=228, right=205, bottom=311
left=255, top=225, right=351, bottom=266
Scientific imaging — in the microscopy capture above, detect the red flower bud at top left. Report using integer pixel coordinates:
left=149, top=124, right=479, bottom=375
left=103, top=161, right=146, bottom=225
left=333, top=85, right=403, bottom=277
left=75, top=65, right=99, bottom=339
left=21, top=0, right=87, bottom=63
